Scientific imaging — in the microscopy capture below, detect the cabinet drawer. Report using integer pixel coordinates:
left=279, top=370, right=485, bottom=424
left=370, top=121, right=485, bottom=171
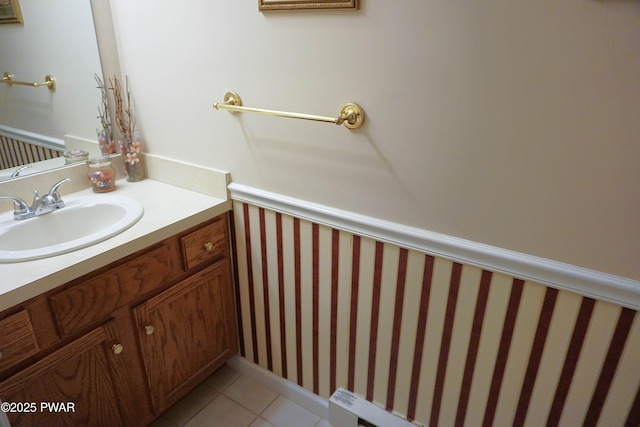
left=0, top=310, right=39, bottom=373
left=181, top=217, right=227, bottom=270
left=50, top=243, right=182, bottom=337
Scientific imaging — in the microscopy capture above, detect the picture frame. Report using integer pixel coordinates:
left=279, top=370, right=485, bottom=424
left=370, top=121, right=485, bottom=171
left=0, top=0, right=23, bottom=24
left=259, top=0, right=358, bottom=12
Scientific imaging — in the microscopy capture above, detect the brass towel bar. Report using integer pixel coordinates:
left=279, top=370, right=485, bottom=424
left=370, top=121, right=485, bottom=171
left=213, top=91, right=365, bottom=130
left=1, top=72, right=56, bottom=91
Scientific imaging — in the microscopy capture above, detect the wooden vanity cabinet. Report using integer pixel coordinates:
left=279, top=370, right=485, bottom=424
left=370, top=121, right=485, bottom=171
left=0, top=213, right=237, bottom=427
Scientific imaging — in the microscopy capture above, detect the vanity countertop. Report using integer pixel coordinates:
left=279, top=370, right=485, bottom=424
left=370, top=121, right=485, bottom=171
left=0, top=178, right=231, bottom=312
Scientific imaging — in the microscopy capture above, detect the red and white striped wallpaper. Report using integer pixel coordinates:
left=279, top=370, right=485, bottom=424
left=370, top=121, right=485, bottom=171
left=232, top=201, right=640, bottom=427
left=0, top=135, right=61, bottom=170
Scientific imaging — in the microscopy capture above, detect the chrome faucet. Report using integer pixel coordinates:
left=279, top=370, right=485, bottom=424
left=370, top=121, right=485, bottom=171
left=10, top=164, right=32, bottom=178
left=0, top=178, right=71, bottom=220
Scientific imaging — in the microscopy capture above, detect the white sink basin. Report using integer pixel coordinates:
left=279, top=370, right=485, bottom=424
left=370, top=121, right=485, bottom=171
left=0, top=194, right=143, bottom=262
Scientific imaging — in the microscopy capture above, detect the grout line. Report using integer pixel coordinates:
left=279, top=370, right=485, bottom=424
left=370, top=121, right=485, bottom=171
left=166, top=386, right=221, bottom=427
left=217, top=369, right=242, bottom=393
left=177, top=392, right=223, bottom=427
left=246, top=414, right=259, bottom=427
left=220, top=373, right=280, bottom=418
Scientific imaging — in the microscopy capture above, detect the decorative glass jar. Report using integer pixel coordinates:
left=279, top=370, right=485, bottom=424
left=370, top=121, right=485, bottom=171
left=63, top=149, right=89, bottom=164
left=87, top=157, right=116, bottom=193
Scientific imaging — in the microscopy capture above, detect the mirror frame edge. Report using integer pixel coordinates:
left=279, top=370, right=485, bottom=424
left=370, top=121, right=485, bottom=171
left=90, top=0, right=122, bottom=133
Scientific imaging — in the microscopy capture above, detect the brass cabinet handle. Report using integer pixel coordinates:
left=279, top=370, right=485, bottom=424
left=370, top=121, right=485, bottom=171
left=112, top=344, right=124, bottom=355
left=0, top=350, right=3, bottom=360
left=145, top=325, right=155, bottom=335
left=203, top=242, right=214, bottom=252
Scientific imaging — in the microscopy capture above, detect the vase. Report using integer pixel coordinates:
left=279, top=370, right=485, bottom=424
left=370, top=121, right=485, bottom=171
left=97, top=129, right=116, bottom=155
left=124, top=157, right=144, bottom=182
left=120, top=134, right=144, bottom=182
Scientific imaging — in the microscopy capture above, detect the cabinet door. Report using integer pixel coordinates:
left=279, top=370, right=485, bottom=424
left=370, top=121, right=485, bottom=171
left=134, top=259, right=237, bottom=413
left=0, top=325, right=125, bottom=427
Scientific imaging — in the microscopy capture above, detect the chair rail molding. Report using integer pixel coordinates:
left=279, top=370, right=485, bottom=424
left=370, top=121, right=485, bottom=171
left=228, top=182, right=640, bottom=311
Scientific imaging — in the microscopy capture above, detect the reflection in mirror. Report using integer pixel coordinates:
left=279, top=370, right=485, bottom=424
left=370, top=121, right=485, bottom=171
left=0, top=0, right=104, bottom=180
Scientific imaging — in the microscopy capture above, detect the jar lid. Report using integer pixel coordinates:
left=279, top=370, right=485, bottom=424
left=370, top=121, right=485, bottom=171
left=86, top=156, right=112, bottom=168
left=63, top=149, right=89, bottom=163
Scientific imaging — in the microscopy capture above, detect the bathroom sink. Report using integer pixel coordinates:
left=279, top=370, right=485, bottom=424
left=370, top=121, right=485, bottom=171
left=0, top=194, right=144, bottom=262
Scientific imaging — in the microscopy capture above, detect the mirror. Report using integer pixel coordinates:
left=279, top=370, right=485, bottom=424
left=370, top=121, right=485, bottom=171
left=0, top=0, right=111, bottom=181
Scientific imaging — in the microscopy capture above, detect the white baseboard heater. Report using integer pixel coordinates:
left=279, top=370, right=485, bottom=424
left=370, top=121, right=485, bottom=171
left=329, top=388, right=419, bottom=427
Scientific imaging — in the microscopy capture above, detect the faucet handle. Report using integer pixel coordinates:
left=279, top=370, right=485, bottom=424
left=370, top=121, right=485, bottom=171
left=31, top=190, right=41, bottom=206
left=0, top=196, right=31, bottom=220
left=48, top=178, right=71, bottom=201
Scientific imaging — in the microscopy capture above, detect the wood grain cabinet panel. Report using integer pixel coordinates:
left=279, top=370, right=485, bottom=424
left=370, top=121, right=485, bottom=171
left=181, top=216, right=227, bottom=270
left=49, top=243, right=182, bottom=337
left=0, top=324, right=125, bottom=427
left=0, top=310, right=39, bottom=375
left=134, top=258, right=237, bottom=413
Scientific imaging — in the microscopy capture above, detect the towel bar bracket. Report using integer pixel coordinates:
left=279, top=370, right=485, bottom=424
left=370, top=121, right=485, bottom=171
left=339, top=103, right=365, bottom=129
left=223, top=91, right=242, bottom=114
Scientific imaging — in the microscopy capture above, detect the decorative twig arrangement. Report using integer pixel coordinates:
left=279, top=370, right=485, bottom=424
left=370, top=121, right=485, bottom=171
left=95, top=74, right=115, bottom=155
left=109, top=75, right=136, bottom=140
left=95, top=74, right=111, bottom=131
left=108, top=75, right=144, bottom=181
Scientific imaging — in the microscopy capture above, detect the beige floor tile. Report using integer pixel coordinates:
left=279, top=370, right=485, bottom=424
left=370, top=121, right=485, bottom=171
left=202, top=364, right=242, bottom=393
left=224, top=375, right=279, bottom=414
left=162, top=380, right=220, bottom=426
left=153, top=364, right=329, bottom=427
left=184, top=395, right=256, bottom=427
left=261, top=396, right=321, bottom=427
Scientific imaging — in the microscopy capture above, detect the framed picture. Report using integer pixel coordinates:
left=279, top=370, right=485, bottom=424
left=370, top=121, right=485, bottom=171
left=0, top=0, right=23, bottom=24
left=259, top=0, right=358, bottom=11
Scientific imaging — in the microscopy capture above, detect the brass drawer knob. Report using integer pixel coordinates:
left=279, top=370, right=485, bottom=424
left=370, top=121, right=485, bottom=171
left=203, top=242, right=214, bottom=252
left=145, top=325, right=155, bottom=336
left=112, top=344, right=124, bottom=355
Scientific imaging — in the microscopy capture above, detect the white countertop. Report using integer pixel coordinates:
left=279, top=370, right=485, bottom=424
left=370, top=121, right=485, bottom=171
left=0, top=178, right=231, bottom=312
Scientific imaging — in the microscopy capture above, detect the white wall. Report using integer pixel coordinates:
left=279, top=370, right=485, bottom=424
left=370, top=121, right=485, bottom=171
left=0, top=0, right=102, bottom=141
left=108, top=0, right=640, bottom=281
